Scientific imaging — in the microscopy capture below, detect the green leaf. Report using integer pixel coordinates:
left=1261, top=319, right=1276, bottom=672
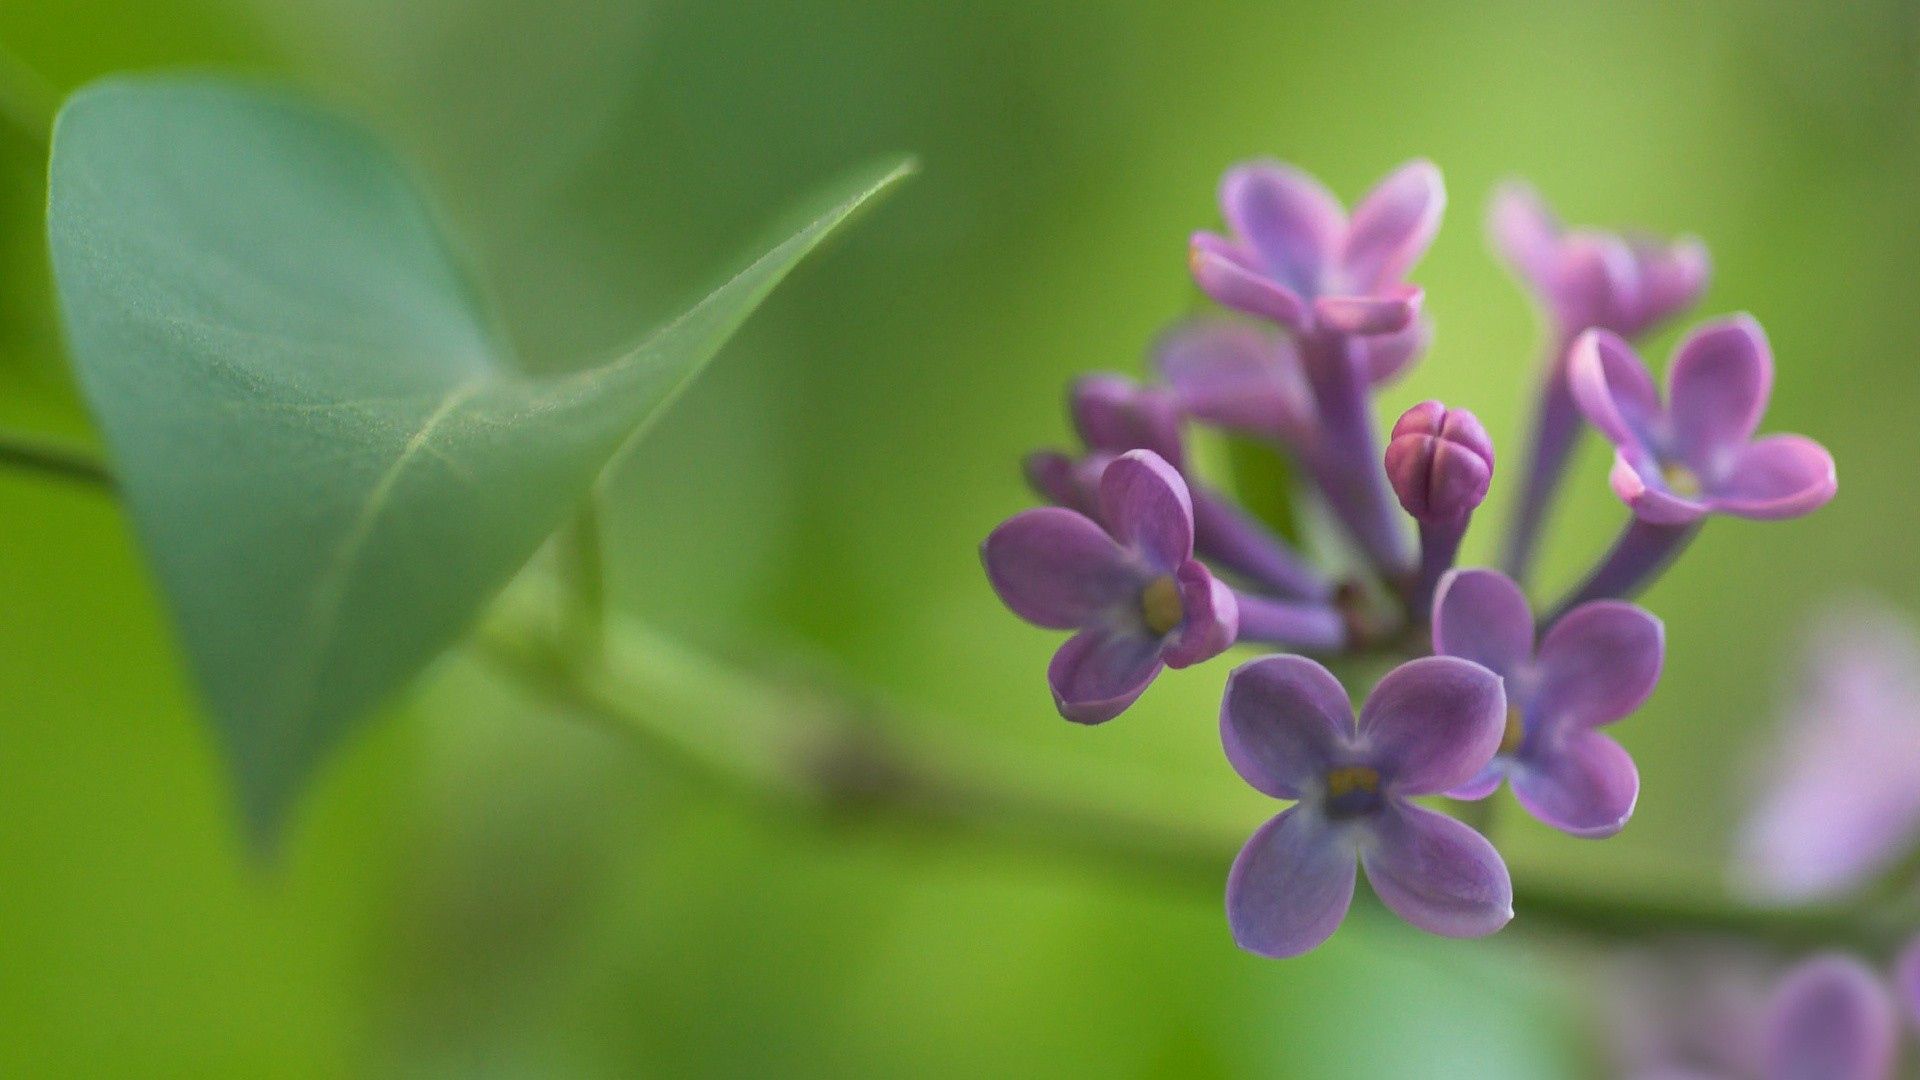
left=46, top=75, right=911, bottom=848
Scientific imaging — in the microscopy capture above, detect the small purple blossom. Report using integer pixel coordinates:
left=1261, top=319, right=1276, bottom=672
left=983, top=450, right=1236, bottom=724
left=1189, top=159, right=1440, bottom=378
left=1152, top=317, right=1317, bottom=444
left=1763, top=955, right=1898, bottom=1080
left=1432, top=568, right=1663, bottom=837
left=1385, top=400, right=1494, bottom=524
left=1221, top=653, right=1511, bottom=957
left=1570, top=316, right=1836, bottom=525
left=1490, top=181, right=1709, bottom=341
left=1736, top=601, right=1920, bottom=903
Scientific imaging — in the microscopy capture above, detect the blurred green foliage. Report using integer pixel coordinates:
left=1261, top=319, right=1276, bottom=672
left=2, top=0, right=1916, bottom=1075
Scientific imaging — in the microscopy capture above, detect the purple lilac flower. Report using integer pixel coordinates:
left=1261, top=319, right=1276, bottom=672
left=1495, top=182, right=1710, bottom=584
left=983, top=450, right=1237, bottom=724
left=1221, top=653, right=1511, bottom=957
left=1572, top=317, right=1833, bottom=526
left=1385, top=401, right=1493, bottom=618
left=1762, top=955, right=1897, bottom=1080
left=1056, top=373, right=1329, bottom=600
left=1152, top=317, right=1318, bottom=446
left=1735, top=601, right=1920, bottom=903
left=1188, top=161, right=1443, bottom=577
left=1491, top=181, right=1709, bottom=343
left=1606, top=945, right=1771, bottom=1080
left=1432, top=568, right=1663, bottom=837
left=1555, top=316, right=1836, bottom=614
left=1189, top=159, right=1440, bottom=350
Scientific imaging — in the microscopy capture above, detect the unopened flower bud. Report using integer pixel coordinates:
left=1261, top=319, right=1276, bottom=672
left=1385, top=400, right=1494, bottom=523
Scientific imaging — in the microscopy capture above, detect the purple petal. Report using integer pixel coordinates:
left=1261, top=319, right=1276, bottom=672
left=1048, top=628, right=1163, bottom=725
left=1152, top=318, right=1313, bottom=439
left=1313, top=285, right=1421, bottom=336
left=1487, top=180, right=1562, bottom=291
left=982, top=507, right=1135, bottom=628
left=1022, top=450, right=1098, bottom=516
left=1097, top=450, right=1194, bottom=570
left=1226, top=806, right=1358, bottom=959
left=1667, top=316, right=1773, bottom=463
left=1359, top=802, right=1512, bottom=938
left=1610, top=451, right=1713, bottom=525
left=1430, top=568, right=1535, bottom=678
left=1069, top=374, right=1185, bottom=467
left=1445, top=765, right=1503, bottom=802
left=1218, top=160, right=1345, bottom=295
left=1762, top=956, right=1897, bottom=1080
left=1221, top=654, right=1356, bottom=799
left=1634, top=236, right=1710, bottom=331
left=1360, top=316, right=1431, bottom=386
left=1342, top=159, right=1445, bottom=290
left=1189, top=233, right=1313, bottom=329
left=1161, top=559, right=1237, bottom=669
left=1359, top=655, right=1507, bottom=795
left=1535, top=600, right=1665, bottom=728
left=1707, top=435, right=1836, bottom=521
left=1570, top=329, right=1663, bottom=451
left=1554, top=233, right=1643, bottom=332
left=1510, top=730, right=1639, bottom=837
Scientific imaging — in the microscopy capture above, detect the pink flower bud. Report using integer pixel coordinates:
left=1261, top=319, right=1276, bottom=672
left=1385, top=401, right=1494, bottom=522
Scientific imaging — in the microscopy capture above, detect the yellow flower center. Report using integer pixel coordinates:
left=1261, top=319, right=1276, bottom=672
left=1322, top=765, right=1383, bottom=820
left=1662, top=462, right=1703, bottom=498
left=1499, top=704, right=1526, bottom=755
left=1140, top=574, right=1184, bottom=636
left=1324, top=765, right=1380, bottom=797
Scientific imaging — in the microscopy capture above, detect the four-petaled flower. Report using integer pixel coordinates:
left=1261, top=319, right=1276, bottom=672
left=982, top=450, right=1236, bottom=723
left=1432, top=568, right=1663, bottom=837
left=1221, top=654, right=1512, bottom=957
left=1189, top=159, right=1440, bottom=379
left=1490, top=181, right=1709, bottom=340
left=1570, top=315, right=1836, bottom=524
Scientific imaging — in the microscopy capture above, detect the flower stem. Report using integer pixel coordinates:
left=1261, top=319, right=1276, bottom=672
left=560, top=493, right=608, bottom=658
left=1549, top=517, right=1700, bottom=622
left=1502, top=333, right=1579, bottom=585
left=1231, top=592, right=1346, bottom=652
left=1297, top=329, right=1410, bottom=580
left=472, top=579, right=1907, bottom=956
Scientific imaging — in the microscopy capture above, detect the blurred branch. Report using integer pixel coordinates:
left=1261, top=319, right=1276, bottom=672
left=0, top=431, right=115, bottom=490
left=473, top=581, right=1905, bottom=957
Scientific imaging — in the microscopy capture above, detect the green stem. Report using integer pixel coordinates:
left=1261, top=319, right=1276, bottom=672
left=560, top=494, right=608, bottom=657
left=472, top=582, right=1906, bottom=956
left=0, top=430, right=114, bottom=489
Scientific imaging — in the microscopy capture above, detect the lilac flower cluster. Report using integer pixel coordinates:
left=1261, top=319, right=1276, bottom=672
left=980, top=159, right=1836, bottom=957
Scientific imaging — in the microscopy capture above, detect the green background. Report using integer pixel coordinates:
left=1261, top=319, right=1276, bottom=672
left=2, top=1, right=1915, bottom=1075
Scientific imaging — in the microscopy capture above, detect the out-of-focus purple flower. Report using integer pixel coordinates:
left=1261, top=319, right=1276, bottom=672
left=1386, top=401, right=1494, bottom=524
left=1152, top=318, right=1318, bottom=444
left=1736, top=601, right=1920, bottom=903
left=1491, top=181, right=1709, bottom=341
left=1221, top=654, right=1511, bottom=957
left=1432, top=568, right=1663, bottom=837
left=1762, top=955, right=1897, bottom=1080
left=1036, top=374, right=1330, bottom=601
left=1189, top=159, right=1439, bottom=377
left=983, top=450, right=1237, bottom=724
left=1570, top=317, right=1836, bottom=525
